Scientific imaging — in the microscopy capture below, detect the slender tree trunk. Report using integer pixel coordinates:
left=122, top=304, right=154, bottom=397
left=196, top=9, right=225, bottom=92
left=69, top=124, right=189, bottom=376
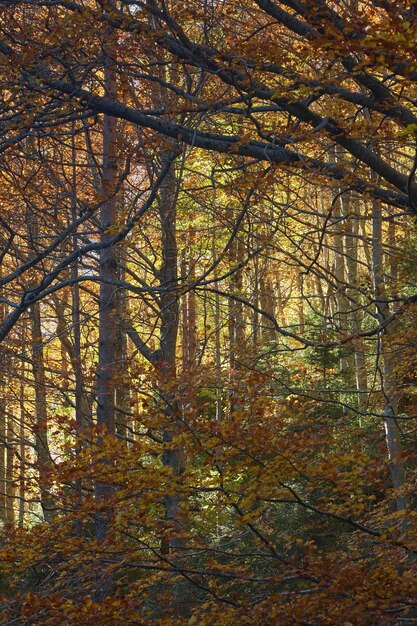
left=181, top=254, right=189, bottom=372
left=212, top=236, right=223, bottom=423
left=228, top=238, right=245, bottom=417
left=185, top=238, right=197, bottom=421
left=186, top=261, right=197, bottom=374
left=332, top=150, right=350, bottom=375
left=18, top=353, right=26, bottom=528
left=29, top=303, right=54, bottom=522
left=252, top=253, right=260, bottom=349
left=388, top=218, right=398, bottom=300
left=0, top=281, right=6, bottom=524
left=371, top=189, right=406, bottom=511
left=158, top=153, right=186, bottom=552
left=296, top=271, right=305, bottom=335
left=215, top=294, right=223, bottom=424
left=0, top=366, right=5, bottom=525
left=5, top=423, right=14, bottom=525
left=71, top=174, right=89, bottom=536
left=276, top=278, right=286, bottom=329
left=315, top=274, right=325, bottom=313
left=93, top=42, right=119, bottom=601
left=115, top=260, right=129, bottom=440
left=181, top=238, right=197, bottom=416
left=344, top=195, right=368, bottom=411
left=260, top=268, right=275, bottom=345
left=71, top=126, right=90, bottom=441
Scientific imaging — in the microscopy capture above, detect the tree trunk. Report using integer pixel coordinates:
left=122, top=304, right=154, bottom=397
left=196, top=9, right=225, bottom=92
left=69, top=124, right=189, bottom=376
left=259, top=267, right=275, bottom=345
left=371, top=188, right=406, bottom=511
left=0, top=360, right=5, bottom=525
left=332, top=149, right=350, bottom=376
left=0, top=280, right=7, bottom=524
left=18, top=352, right=26, bottom=528
left=29, top=303, right=54, bottom=522
left=158, top=152, right=186, bottom=552
left=181, top=236, right=197, bottom=423
left=71, top=126, right=90, bottom=441
left=228, top=238, right=246, bottom=418
left=115, top=260, right=130, bottom=441
left=93, top=42, right=119, bottom=601
left=5, top=424, right=14, bottom=525
left=296, top=271, right=305, bottom=335
left=344, top=195, right=368, bottom=412
left=212, top=236, right=223, bottom=423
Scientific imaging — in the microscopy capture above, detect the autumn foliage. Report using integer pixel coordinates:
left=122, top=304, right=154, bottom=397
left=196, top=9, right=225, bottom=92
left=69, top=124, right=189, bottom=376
left=0, top=0, right=417, bottom=624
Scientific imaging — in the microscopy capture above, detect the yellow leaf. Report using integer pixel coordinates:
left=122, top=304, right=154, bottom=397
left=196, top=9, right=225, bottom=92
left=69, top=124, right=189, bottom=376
left=401, top=123, right=417, bottom=136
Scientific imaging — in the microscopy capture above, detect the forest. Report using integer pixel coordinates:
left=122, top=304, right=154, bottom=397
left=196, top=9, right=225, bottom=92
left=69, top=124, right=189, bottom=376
left=0, top=0, right=417, bottom=624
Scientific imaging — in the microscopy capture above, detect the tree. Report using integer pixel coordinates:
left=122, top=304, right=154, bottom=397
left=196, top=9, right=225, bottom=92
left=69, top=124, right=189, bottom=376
left=1, top=2, right=417, bottom=625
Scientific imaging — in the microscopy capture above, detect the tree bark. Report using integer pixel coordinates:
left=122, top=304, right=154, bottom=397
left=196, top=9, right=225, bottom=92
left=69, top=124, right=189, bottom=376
left=29, top=303, right=54, bottom=522
left=5, top=425, right=14, bottom=525
left=344, top=195, right=368, bottom=412
left=371, top=187, right=406, bottom=511
left=18, top=351, right=26, bottom=528
left=93, top=41, right=119, bottom=601
left=228, top=238, right=246, bottom=418
left=158, top=152, right=186, bottom=552
left=115, top=259, right=130, bottom=440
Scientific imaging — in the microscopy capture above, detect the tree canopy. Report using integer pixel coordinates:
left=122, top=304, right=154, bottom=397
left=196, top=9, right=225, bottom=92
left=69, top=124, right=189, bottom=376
left=0, top=1, right=417, bottom=624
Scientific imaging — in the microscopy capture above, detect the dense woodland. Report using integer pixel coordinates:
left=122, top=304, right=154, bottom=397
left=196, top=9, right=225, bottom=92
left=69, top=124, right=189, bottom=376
left=1, top=0, right=417, bottom=623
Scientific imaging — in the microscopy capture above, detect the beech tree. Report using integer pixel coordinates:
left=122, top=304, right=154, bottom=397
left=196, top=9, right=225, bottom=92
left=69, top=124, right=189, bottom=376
left=1, top=1, right=417, bottom=625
